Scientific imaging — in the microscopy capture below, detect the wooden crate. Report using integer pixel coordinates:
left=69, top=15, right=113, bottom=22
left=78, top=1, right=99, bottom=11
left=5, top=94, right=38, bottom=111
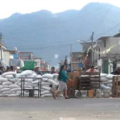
left=79, top=72, right=100, bottom=90
left=112, top=76, right=120, bottom=97
left=67, top=71, right=80, bottom=98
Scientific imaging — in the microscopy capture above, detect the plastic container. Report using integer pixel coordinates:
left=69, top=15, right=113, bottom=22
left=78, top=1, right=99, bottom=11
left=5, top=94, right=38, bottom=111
left=75, top=90, right=82, bottom=98
left=96, top=89, right=102, bottom=98
left=88, top=90, right=94, bottom=98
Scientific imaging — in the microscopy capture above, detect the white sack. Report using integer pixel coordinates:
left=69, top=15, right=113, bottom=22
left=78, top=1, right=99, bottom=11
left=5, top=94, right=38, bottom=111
left=0, top=88, right=10, bottom=92
left=42, top=74, right=53, bottom=79
left=42, top=86, right=51, bottom=91
left=8, top=94, right=19, bottom=97
left=0, top=77, right=8, bottom=82
left=48, top=79, right=58, bottom=86
left=100, top=73, right=108, bottom=77
left=41, top=94, right=52, bottom=97
left=10, top=88, right=21, bottom=92
left=28, top=72, right=37, bottom=78
left=20, top=70, right=33, bottom=76
left=2, top=72, right=16, bottom=77
left=36, top=75, right=42, bottom=79
left=2, top=82, right=12, bottom=86
left=100, top=77, right=108, bottom=82
left=9, top=84, right=20, bottom=88
left=106, top=74, right=116, bottom=79
left=101, top=84, right=111, bottom=90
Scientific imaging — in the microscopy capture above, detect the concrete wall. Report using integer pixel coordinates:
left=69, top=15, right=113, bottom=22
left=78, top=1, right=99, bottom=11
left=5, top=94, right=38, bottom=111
left=3, top=51, right=13, bottom=66
left=95, top=36, right=120, bottom=73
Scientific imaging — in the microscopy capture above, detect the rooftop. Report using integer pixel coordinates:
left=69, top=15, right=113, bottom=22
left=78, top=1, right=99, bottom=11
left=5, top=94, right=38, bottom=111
left=97, top=36, right=111, bottom=41
left=114, top=33, right=120, bottom=37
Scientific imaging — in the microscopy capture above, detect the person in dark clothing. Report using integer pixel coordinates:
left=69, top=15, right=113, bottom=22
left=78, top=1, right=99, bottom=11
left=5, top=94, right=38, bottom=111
left=52, top=65, right=71, bottom=99
left=34, top=67, right=41, bottom=75
left=111, top=67, right=120, bottom=75
left=51, top=67, right=56, bottom=74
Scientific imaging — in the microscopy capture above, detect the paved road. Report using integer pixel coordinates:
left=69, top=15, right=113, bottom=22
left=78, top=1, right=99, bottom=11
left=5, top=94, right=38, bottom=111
left=0, top=97, right=120, bottom=120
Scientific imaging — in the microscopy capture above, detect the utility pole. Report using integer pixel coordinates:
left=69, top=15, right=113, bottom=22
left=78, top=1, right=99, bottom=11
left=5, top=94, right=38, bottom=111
left=70, top=44, right=73, bottom=72
left=0, top=33, right=2, bottom=60
left=91, top=32, right=94, bottom=65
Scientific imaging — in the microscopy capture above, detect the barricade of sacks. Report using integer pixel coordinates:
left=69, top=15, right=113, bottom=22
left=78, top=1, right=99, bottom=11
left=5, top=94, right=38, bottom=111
left=0, top=70, right=59, bottom=97
left=96, top=73, right=120, bottom=98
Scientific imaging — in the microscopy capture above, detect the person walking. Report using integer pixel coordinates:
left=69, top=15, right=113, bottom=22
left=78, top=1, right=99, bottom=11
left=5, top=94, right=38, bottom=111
left=53, top=65, right=71, bottom=99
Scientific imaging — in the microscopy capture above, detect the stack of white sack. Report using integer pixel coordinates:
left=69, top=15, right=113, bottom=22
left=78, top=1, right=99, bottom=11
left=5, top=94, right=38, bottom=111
left=0, top=71, right=59, bottom=97
left=100, top=73, right=120, bottom=97
left=33, top=73, right=59, bottom=97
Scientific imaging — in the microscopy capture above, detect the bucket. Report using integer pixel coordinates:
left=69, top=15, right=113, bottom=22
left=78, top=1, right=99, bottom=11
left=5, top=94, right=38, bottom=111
left=88, top=90, right=94, bottom=98
left=81, top=90, right=87, bottom=98
left=75, top=90, right=82, bottom=98
left=96, top=89, right=102, bottom=98
left=103, top=92, right=110, bottom=98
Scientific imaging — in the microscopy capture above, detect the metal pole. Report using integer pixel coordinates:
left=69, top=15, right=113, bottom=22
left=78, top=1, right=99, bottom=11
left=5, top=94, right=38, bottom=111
left=70, top=44, right=73, bottom=72
left=0, top=33, right=2, bottom=60
left=91, top=32, right=94, bottom=65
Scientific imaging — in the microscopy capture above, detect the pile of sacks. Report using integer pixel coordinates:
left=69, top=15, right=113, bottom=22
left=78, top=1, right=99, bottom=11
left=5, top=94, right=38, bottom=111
left=96, top=73, right=120, bottom=98
left=0, top=70, right=59, bottom=97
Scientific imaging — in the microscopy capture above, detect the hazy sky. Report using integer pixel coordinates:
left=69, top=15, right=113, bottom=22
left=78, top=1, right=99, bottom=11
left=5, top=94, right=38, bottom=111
left=0, top=0, right=120, bottom=19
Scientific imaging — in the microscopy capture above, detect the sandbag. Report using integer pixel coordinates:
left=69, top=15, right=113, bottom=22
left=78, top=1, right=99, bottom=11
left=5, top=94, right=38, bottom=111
left=100, top=77, right=108, bottom=82
left=106, top=74, right=116, bottom=79
left=47, top=79, right=58, bottom=86
left=10, top=88, right=21, bottom=92
left=8, top=94, right=19, bottom=97
left=36, top=75, right=42, bottom=79
left=2, top=72, right=16, bottom=77
left=0, top=85, right=3, bottom=89
left=100, top=84, right=111, bottom=90
left=41, top=82, right=51, bottom=86
left=2, top=91, right=16, bottom=95
left=4, top=75, right=15, bottom=78
left=0, top=88, right=10, bottom=92
left=32, top=80, right=41, bottom=84
left=41, top=94, right=52, bottom=97
left=2, top=85, right=9, bottom=88
left=100, top=73, right=108, bottom=77
left=42, top=74, right=53, bottom=79
left=28, top=73, right=37, bottom=78
left=9, top=84, right=20, bottom=88
left=42, top=78, right=48, bottom=82
left=2, top=82, right=12, bottom=86
left=41, top=91, right=51, bottom=95
left=20, top=70, right=33, bottom=76
left=24, top=79, right=33, bottom=82
left=0, top=77, right=8, bottom=82
left=42, top=86, right=51, bottom=91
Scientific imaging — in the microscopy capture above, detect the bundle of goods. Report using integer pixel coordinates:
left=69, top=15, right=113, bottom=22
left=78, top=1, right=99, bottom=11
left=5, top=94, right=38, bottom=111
left=99, top=73, right=120, bottom=98
left=0, top=70, right=59, bottom=97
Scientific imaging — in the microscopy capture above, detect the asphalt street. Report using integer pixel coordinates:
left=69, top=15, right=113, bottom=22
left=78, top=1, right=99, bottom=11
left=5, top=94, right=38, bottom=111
left=0, top=97, right=120, bottom=120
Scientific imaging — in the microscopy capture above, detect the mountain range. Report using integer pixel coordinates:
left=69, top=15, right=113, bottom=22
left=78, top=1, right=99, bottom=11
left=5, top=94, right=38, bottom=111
left=0, top=2, right=120, bottom=66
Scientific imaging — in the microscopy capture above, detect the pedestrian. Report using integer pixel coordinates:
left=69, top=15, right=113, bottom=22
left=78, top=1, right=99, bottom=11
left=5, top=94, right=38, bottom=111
left=86, top=65, right=98, bottom=73
left=34, top=67, right=42, bottom=75
left=53, top=65, right=71, bottom=99
left=51, top=67, right=56, bottom=74
left=111, top=66, right=120, bottom=75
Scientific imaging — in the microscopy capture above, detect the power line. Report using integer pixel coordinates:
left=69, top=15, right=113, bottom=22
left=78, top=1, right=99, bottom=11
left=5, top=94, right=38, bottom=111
left=97, top=22, right=120, bottom=36
left=94, top=5, right=113, bottom=32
